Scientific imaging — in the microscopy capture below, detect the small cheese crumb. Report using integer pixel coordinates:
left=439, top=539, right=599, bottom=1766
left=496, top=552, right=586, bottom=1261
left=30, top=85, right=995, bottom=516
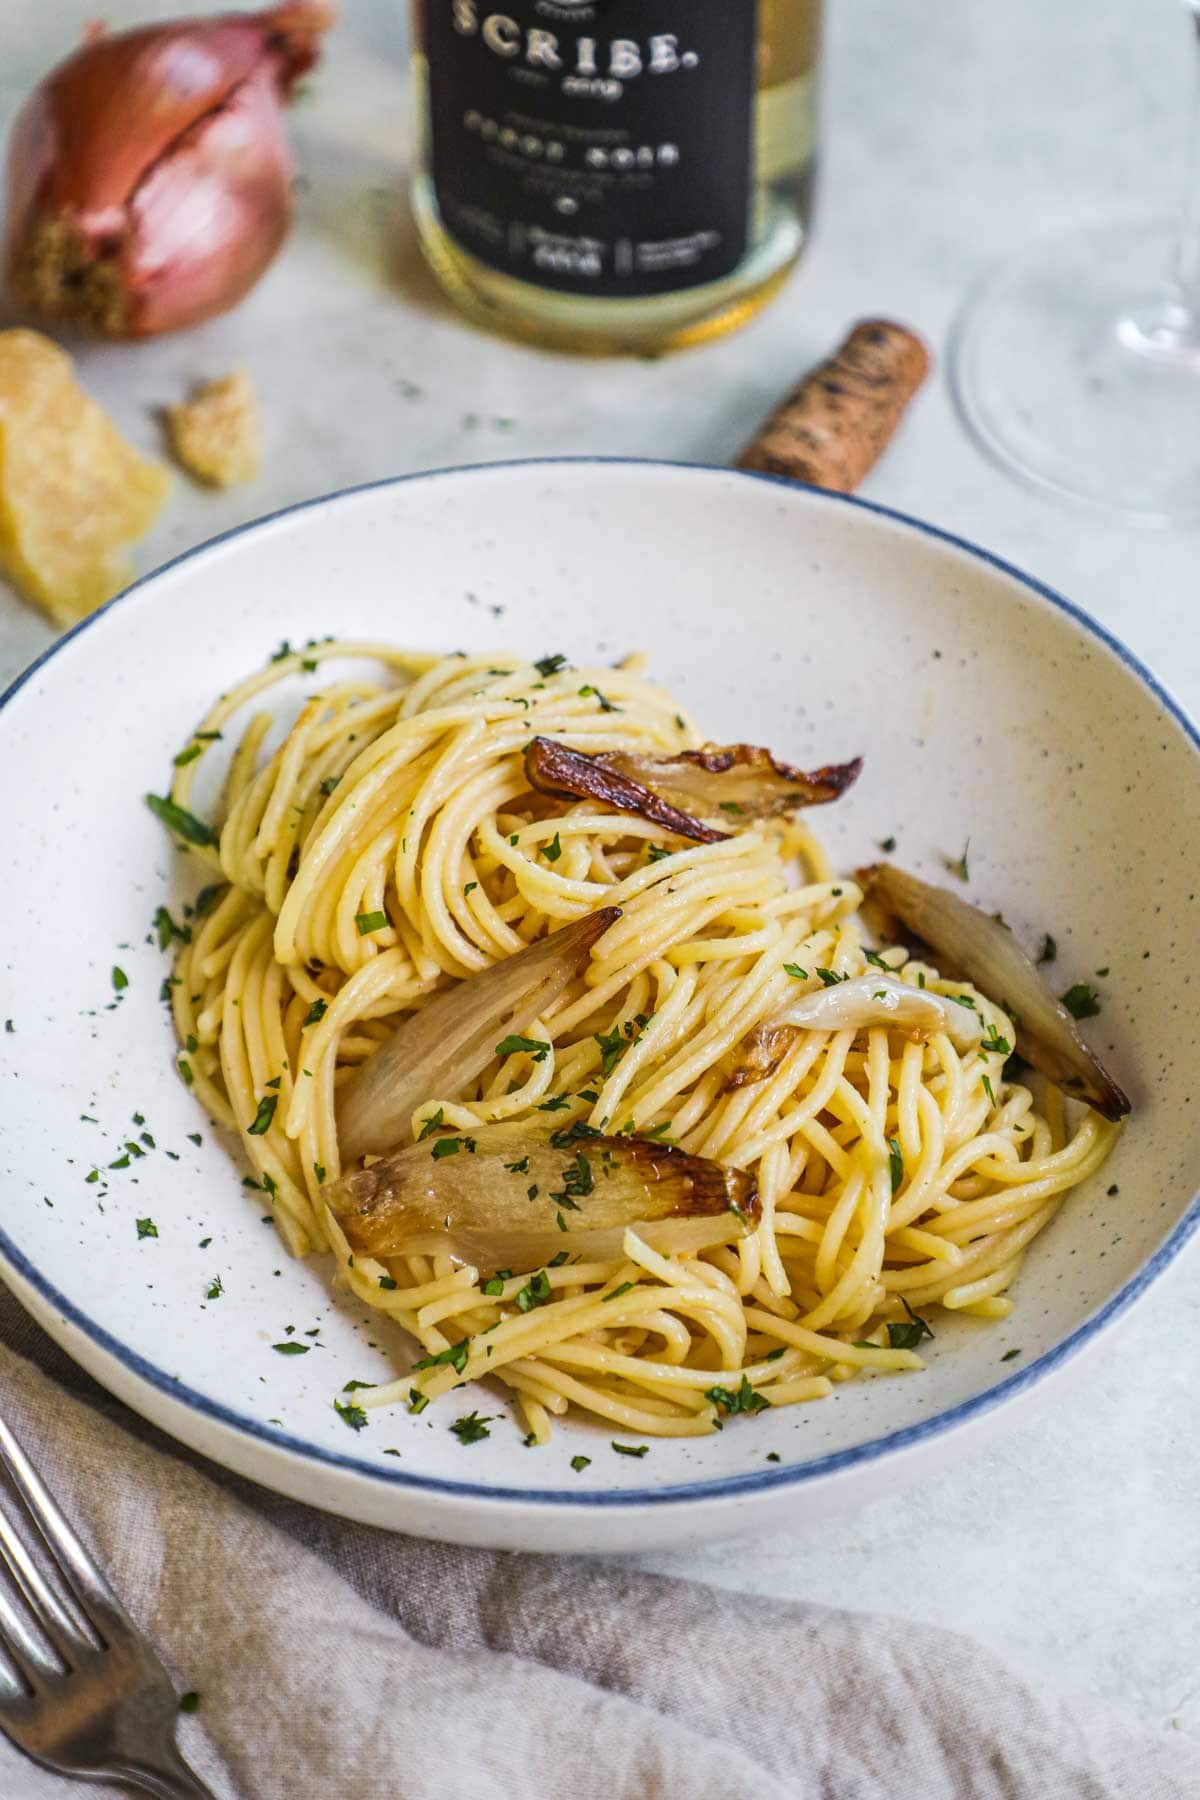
left=167, top=370, right=261, bottom=488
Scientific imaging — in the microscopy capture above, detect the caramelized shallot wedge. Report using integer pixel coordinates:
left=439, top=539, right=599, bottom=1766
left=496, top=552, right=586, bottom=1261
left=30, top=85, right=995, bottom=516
left=861, top=864, right=1131, bottom=1121
left=725, top=975, right=982, bottom=1089
left=336, top=908, right=620, bottom=1163
left=325, top=1120, right=760, bottom=1271
left=524, top=737, right=862, bottom=844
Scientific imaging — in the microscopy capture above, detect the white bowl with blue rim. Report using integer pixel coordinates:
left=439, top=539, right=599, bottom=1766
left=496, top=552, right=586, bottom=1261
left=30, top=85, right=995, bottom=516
left=0, top=460, right=1196, bottom=1552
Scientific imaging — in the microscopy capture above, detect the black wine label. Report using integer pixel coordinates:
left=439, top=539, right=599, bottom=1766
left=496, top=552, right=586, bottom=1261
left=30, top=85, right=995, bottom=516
left=418, top=0, right=759, bottom=298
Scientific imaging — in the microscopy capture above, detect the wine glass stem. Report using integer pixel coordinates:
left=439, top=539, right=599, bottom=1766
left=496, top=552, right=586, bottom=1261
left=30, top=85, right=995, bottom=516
left=1164, top=6, right=1200, bottom=335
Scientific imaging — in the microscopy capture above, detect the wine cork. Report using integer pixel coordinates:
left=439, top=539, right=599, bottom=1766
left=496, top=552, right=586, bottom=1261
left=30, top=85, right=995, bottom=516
left=736, top=319, right=931, bottom=493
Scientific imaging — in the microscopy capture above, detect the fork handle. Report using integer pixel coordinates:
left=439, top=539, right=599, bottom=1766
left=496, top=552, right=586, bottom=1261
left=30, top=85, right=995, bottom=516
left=112, top=1753, right=220, bottom=1799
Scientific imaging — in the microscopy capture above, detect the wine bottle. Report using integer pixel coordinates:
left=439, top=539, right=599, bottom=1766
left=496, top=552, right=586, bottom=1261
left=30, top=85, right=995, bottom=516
left=409, top=1, right=823, bottom=354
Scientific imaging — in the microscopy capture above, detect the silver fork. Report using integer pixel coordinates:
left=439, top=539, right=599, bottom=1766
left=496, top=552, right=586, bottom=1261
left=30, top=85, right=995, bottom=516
left=0, top=1413, right=217, bottom=1797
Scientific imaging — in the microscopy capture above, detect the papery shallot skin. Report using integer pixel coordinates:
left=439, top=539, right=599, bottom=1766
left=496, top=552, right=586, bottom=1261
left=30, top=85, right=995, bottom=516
left=5, top=2, right=332, bottom=336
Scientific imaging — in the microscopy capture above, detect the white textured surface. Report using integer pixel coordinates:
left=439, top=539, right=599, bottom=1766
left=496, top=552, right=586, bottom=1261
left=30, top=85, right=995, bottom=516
left=0, top=0, right=1197, bottom=1742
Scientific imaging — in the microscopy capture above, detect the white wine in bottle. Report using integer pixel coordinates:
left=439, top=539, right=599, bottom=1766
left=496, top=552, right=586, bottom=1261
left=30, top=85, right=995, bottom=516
left=409, top=1, right=822, bottom=355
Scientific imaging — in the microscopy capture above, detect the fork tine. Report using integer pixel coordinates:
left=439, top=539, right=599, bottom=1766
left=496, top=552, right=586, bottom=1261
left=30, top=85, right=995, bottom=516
left=0, top=1418, right=127, bottom=1639
left=0, top=1495, right=100, bottom=1664
left=0, top=1579, right=63, bottom=1689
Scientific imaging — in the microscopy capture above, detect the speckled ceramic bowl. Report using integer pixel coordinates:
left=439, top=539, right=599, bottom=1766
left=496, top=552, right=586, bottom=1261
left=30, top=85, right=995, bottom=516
left=1, top=461, right=1197, bottom=1552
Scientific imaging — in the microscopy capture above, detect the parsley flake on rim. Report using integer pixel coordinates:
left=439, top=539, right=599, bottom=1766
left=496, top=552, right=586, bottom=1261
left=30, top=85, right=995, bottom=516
left=333, top=1398, right=368, bottom=1431
left=611, top=1441, right=649, bottom=1458
left=449, top=1411, right=496, bottom=1445
left=1060, top=982, right=1101, bottom=1020
left=943, top=839, right=970, bottom=883
left=135, top=1217, right=158, bottom=1240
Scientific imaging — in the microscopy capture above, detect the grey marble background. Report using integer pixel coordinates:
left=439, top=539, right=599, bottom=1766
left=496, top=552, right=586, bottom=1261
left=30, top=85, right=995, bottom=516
left=0, top=0, right=1197, bottom=1743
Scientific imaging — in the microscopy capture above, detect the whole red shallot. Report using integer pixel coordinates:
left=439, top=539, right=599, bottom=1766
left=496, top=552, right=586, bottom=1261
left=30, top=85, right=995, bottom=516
left=4, top=1, right=334, bottom=337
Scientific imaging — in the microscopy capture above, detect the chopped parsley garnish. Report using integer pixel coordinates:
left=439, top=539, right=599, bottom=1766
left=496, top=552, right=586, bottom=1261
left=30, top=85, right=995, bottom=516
left=145, top=793, right=217, bottom=848
left=417, top=1108, right=445, bottom=1140
left=303, top=998, right=327, bottom=1027
left=551, top=1150, right=593, bottom=1209
left=534, top=653, right=568, bottom=677
left=355, top=910, right=389, bottom=936
left=313, top=1164, right=326, bottom=1185
left=272, top=1341, right=309, bottom=1355
left=646, top=845, right=673, bottom=863
left=718, top=801, right=744, bottom=816
left=407, top=1389, right=430, bottom=1415
left=270, top=640, right=293, bottom=662
left=431, top=1137, right=463, bottom=1159
left=449, top=1411, right=495, bottom=1445
left=505, top=1157, right=530, bottom=1175
left=980, top=1026, right=1012, bottom=1055
left=319, top=775, right=340, bottom=796
left=570, top=1454, right=592, bottom=1472
left=173, top=742, right=203, bottom=767
left=887, top=1298, right=933, bottom=1350
left=542, top=832, right=563, bottom=863
left=816, top=968, right=845, bottom=987
left=538, top=1094, right=572, bottom=1112
left=548, top=1251, right=570, bottom=1268
left=611, top=1441, right=649, bottom=1457
left=864, top=949, right=891, bottom=969
left=783, top=963, right=809, bottom=980
left=111, top=966, right=128, bottom=992
left=578, top=683, right=620, bottom=712
left=549, top=1120, right=601, bottom=1148
left=706, top=1376, right=768, bottom=1417
left=878, top=835, right=897, bottom=853
left=333, top=1398, right=367, bottom=1431
left=943, top=839, right=970, bottom=882
left=463, top=881, right=478, bottom=897
left=1001, top=1348, right=1022, bottom=1362
left=176, top=1059, right=194, bottom=1085
left=412, top=1339, right=470, bottom=1375
left=205, top=1276, right=223, bottom=1300
left=154, top=905, right=190, bottom=950
left=981, top=1073, right=996, bottom=1106
left=602, top=1281, right=635, bottom=1303
left=378, top=1275, right=398, bottom=1290
left=1060, top=982, right=1101, bottom=1020
left=1107, top=1183, right=1119, bottom=1196
left=515, top=1270, right=553, bottom=1313
left=887, top=1137, right=904, bottom=1193
left=136, top=1217, right=158, bottom=1240
left=482, top=1275, right=508, bottom=1297
left=1037, top=933, right=1057, bottom=965
left=248, top=1094, right=278, bottom=1136
left=178, top=1692, right=201, bottom=1714
left=496, top=1034, right=551, bottom=1063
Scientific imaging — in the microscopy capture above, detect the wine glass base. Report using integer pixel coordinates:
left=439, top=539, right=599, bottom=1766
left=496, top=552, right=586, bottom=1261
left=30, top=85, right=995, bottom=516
left=951, top=219, right=1200, bottom=526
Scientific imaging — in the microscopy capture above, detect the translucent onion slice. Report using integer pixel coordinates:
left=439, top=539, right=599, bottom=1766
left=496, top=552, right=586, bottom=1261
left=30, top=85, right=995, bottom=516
left=325, top=1120, right=760, bottom=1271
left=335, top=908, right=621, bottom=1163
left=725, top=974, right=982, bottom=1089
left=524, top=737, right=862, bottom=844
left=775, top=974, right=984, bottom=1051
left=862, top=864, right=1130, bottom=1120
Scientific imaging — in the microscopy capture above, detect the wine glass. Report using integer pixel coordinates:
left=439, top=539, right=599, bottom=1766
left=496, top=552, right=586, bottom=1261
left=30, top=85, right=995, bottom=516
left=951, top=3, right=1200, bottom=525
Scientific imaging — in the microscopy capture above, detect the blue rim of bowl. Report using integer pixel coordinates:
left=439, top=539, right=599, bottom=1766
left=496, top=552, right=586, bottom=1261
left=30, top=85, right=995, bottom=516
left=2, top=457, right=1199, bottom=1513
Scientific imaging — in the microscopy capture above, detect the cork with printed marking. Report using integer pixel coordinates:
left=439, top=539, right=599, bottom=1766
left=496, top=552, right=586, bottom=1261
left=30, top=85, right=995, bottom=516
left=737, top=320, right=930, bottom=493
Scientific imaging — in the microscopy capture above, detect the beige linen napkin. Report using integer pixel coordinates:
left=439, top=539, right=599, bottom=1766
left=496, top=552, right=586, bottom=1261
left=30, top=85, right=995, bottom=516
left=0, top=1291, right=1195, bottom=1800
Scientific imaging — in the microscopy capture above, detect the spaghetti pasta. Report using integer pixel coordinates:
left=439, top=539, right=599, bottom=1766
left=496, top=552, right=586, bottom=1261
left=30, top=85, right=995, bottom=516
left=159, top=643, right=1119, bottom=1444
